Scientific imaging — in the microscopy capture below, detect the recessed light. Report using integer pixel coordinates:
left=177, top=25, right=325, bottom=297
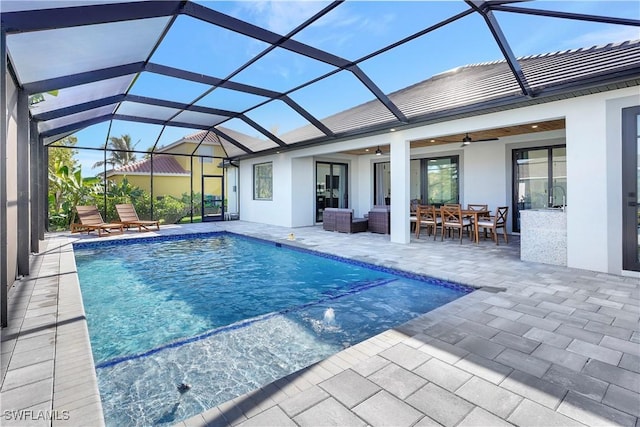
left=365, top=148, right=370, bottom=152
left=390, top=128, right=396, bottom=132
left=430, top=139, right=435, bottom=143
left=531, top=125, right=538, bottom=129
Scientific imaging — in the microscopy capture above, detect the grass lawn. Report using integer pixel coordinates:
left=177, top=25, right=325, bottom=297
left=178, top=215, right=202, bottom=224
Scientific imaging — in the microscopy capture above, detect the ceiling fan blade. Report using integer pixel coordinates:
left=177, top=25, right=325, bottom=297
left=460, top=134, right=499, bottom=147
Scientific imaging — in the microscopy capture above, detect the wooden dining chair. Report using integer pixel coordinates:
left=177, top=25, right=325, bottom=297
left=467, top=204, right=488, bottom=214
left=415, top=205, right=440, bottom=240
left=466, top=203, right=489, bottom=235
left=409, top=201, right=418, bottom=232
left=440, top=205, right=472, bottom=243
left=476, top=206, right=509, bottom=245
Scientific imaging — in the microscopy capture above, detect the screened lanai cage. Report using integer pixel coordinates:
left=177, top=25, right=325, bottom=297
left=46, top=129, right=241, bottom=230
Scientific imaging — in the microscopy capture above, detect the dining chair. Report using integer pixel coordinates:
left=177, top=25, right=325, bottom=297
left=476, top=206, right=509, bottom=245
left=467, top=204, right=488, bottom=213
left=466, top=203, right=489, bottom=235
left=409, top=201, right=419, bottom=232
left=415, top=205, right=440, bottom=240
left=440, top=205, right=472, bottom=243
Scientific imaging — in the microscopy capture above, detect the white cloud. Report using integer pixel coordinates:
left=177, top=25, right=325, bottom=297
left=239, top=1, right=332, bottom=35
left=563, top=26, right=640, bottom=49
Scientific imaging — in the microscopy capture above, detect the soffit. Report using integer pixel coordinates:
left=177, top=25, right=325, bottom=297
left=339, top=119, right=566, bottom=156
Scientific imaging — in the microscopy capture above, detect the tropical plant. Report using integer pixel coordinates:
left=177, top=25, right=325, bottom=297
left=29, top=90, right=59, bottom=106
left=92, top=134, right=139, bottom=169
left=48, top=135, right=78, bottom=171
left=48, top=161, right=91, bottom=229
left=90, top=177, right=145, bottom=222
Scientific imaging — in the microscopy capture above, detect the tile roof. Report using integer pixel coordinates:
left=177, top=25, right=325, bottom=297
left=279, top=40, right=640, bottom=145
left=110, top=155, right=188, bottom=175
left=181, top=130, right=222, bottom=144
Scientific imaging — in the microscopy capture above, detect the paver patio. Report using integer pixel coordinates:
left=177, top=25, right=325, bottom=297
left=1, top=222, right=638, bottom=427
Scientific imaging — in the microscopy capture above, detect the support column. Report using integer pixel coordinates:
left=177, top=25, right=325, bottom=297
left=17, top=89, right=29, bottom=276
left=30, top=120, right=40, bottom=253
left=389, top=133, right=411, bottom=244
left=42, top=143, right=48, bottom=235
left=1, top=28, right=8, bottom=327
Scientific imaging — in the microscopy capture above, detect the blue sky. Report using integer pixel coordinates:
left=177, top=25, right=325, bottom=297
left=68, top=0, right=640, bottom=175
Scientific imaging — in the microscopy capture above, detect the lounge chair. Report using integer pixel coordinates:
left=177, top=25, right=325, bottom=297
left=115, top=203, right=160, bottom=232
left=71, top=205, right=124, bottom=237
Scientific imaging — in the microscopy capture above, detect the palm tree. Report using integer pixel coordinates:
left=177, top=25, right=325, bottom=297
left=92, top=134, right=139, bottom=169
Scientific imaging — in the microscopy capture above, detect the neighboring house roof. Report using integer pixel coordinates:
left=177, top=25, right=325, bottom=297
left=153, top=128, right=266, bottom=158
left=279, top=40, right=640, bottom=146
left=106, top=155, right=188, bottom=177
left=181, top=130, right=223, bottom=144
left=155, top=130, right=221, bottom=153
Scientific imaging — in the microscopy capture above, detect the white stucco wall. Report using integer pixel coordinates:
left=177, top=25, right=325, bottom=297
left=240, top=155, right=293, bottom=227
left=291, top=157, right=314, bottom=227
left=565, top=101, right=609, bottom=272
left=237, top=86, right=639, bottom=274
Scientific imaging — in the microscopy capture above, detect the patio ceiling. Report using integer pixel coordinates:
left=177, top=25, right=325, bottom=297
left=2, top=1, right=639, bottom=159
left=341, top=118, right=567, bottom=156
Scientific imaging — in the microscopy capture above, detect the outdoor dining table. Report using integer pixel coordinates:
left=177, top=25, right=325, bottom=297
left=461, top=208, right=491, bottom=244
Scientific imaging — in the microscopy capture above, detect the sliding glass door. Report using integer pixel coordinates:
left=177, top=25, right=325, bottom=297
left=513, top=146, right=566, bottom=232
left=316, top=162, right=348, bottom=222
left=376, top=156, right=459, bottom=207
left=622, top=106, right=640, bottom=272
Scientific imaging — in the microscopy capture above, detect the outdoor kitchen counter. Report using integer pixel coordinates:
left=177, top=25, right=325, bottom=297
left=520, top=208, right=567, bottom=266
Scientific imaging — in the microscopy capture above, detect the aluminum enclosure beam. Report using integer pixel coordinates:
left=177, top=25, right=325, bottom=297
left=1, top=28, right=7, bottom=327
left=17, top=89, right=29, bottom=276
left=30, top=120, right=40, bottom=253
left=0, top=1, right=184, bottom=33
left=467, top=0, right=533, bottom=97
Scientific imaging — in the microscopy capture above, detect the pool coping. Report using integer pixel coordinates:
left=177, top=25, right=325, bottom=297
left=1, top=225, right=477, bottom=426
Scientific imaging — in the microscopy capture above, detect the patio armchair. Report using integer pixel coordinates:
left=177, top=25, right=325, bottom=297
left=368, top=205, right=390, bottom=234
left=71, top=205, right=124, bottom=237
left=323, top=208, right=368, bottom=233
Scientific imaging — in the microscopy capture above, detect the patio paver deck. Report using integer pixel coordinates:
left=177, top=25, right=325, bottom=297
left=1, top=221, right=638, bottom=427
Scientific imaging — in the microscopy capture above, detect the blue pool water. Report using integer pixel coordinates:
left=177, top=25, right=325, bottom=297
left=74, top=232, right=472, bottom=426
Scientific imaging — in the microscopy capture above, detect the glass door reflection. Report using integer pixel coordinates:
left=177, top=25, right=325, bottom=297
left=316, top=162, right=348, bottom=222
left=513, top=146, right=566, bottom=232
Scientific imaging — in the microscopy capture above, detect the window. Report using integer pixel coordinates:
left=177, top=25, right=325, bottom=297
left=426, top=156, right=459, bottom=206
left=198, top=144, right=214, bottom=163
left=253, top=162, right=272, bottom=200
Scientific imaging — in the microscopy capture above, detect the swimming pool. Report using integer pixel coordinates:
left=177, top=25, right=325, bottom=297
left=74, top=232, right=473, bottom=426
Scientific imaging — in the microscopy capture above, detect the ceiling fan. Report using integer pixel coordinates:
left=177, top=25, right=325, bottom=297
left=461, top=133, right=498, bottom=147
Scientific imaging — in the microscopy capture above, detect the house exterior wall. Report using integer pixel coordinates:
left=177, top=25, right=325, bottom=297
left=240, top=155, right=292, bottom=227
left=167, top=142, right=224, bottom=177
left=109, top=143, right=226, bottom=199
left=238, top=86, right=639, bottom=275
left=291, top=157, right=314, bottom=227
